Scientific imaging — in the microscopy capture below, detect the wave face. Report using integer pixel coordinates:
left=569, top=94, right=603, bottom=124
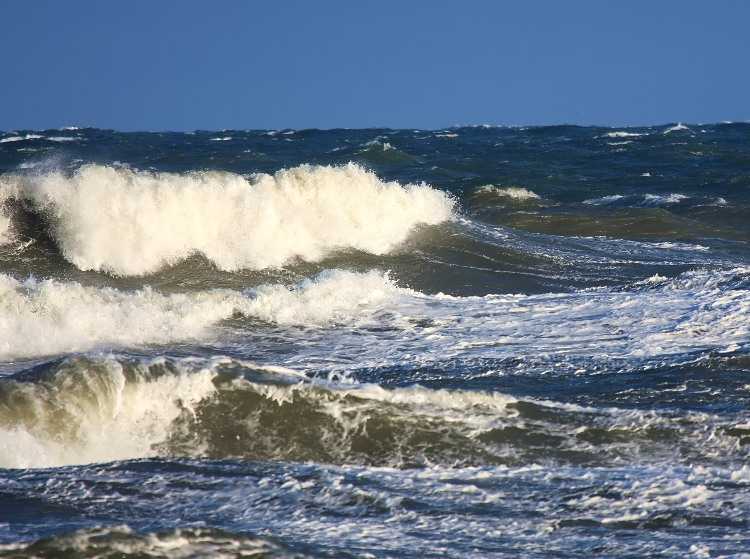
left=2, top=354, right=746, bottom=472
left=0, top=162, right=453, bottom=275
left=1, top=125, right=750, bottom=558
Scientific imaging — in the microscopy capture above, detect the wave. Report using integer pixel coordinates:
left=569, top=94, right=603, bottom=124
left=663, top=123, right=693, bottom=135
left=473, top=185, right=541, bottom=201
left=603, top=131, right=647, bottom=139
left=0, top=269, right=405, bottom=361
left=0, top=134, right=44, bottom=144
left=0, top=163, right=454, bottom=275
left=1, top=354, right=745, bottom=469
left=0, top=527, right=297, bottom=559
left=357, top=139, right=417, bottom=163
left=584, top=193, right=693, bottom=208
left=2, top=264, right=748, bottom=366
left=0, top=274, right=238, bottom=360
left=0, top=356, right=218, bottom=468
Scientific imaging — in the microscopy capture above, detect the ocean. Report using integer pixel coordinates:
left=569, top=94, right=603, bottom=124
left=0, top=124, right=748, bottom=557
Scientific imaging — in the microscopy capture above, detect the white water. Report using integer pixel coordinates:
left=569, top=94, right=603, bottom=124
left=475, top=185, right=541, bottom=200
left=1, top=267, right=748, bottom=367
left=0, top=351, right=742, bottom=469
left=0, top=357, right=218, bottom=468
left=0, top=163, right=454, bottom=275
left=0, top=270, right=405, bottom=361
left=0, top=274, right=241, bottom=360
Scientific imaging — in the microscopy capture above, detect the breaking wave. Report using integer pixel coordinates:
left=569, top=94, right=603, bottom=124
left=1, top=354, right=745, bottom=470
left=0, top=269, right=404, bottom=361
left=0, top=163, right=454, bottom=275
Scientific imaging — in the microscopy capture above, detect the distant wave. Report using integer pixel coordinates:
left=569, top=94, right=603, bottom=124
left=0, top=163, right=454, bottom=275
left=0, top=134, right=44, bottom=143
left=603, top=131, right=647, bottom=138
left=584, top=193, right=693, bottom=207
left=473, top=185, right=541, bottom=201
left=663, top=123, right=693, bottom=135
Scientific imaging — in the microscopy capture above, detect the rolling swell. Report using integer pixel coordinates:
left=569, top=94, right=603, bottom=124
left=1, top=354, right=746, bottom=470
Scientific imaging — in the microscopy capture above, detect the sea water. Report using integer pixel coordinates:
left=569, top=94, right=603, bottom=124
left=0, top=124, right=749, bottom=557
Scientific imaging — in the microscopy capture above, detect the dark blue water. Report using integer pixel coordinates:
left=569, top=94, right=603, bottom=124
left=1, top=123, right=749, bottom=557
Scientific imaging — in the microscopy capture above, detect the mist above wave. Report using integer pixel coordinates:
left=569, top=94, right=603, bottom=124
left=0, top=162, right=454, bottom=275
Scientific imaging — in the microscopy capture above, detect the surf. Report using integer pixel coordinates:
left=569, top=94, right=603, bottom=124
left=0, top=162, right=455, bottom=275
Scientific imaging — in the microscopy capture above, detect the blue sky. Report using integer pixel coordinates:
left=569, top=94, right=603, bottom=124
left=2, top=0, right=748, bottom=131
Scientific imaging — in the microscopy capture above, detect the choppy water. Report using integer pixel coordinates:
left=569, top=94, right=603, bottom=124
left=1, top=124, right=749, bottom=557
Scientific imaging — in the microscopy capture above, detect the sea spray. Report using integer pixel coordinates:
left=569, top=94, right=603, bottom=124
left=0, top=270, right=406, bottom=360
left=0, top=163, right=454, bottom=275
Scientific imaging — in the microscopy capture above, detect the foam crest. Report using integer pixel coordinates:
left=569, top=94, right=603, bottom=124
left=0, top=270, right=407, bottom=360
left=241, top=269, right=405, bottom=325
left=0, top=352, right=744, bottom=469
left=0, top=275, right=242, bottom=360
left=475, top=185, right=541, bottom=200
left=603, top=131, right=646, bottom=138
left=663, top=123, right=692, bottom=134
left=0, top=134, right=43, bottom=143
left=3, top=163, right=453, bottom=275
left=0, top=357, right=218, bottom=468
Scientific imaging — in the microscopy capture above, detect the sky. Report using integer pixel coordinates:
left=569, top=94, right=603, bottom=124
left=1, top=0, right=748, bottom=131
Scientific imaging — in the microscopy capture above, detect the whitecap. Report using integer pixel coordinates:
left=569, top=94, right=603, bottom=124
left=641, top=193, right=689, bottom=206
left=0, top=134, right=43, bottom=143
left=603, top=131, right=644, bottom=138
left=1, top=163, right=454, bottom=275
left=663, top=123, right=692, bottom=134
left=583, top=195, right=625, bottom=205
left=476, top=185, right=541, bottom=200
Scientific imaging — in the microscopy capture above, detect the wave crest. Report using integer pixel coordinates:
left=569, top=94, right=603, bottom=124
left=0, top=163, right=454, bottom=275
left=0, top=270, right=407, bottom=361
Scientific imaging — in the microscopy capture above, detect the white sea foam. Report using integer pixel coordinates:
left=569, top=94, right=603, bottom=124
left=46, top=136, right=80, bottom=142
left=583, top=195, right=624, bottom=205
left=265, top=267, right=750, bottom=372
left=663, top=123, right=692, bottom=134
left=0, top=270, right=406, bottom=361
left=604, top=131, right=644, bottom=138
left=0, top=134, right=43, bottom=143
left=241, top=269, right=405, bottom=326
left=2, top=263, right=748, bottom=382
left=0, top=357, right=218, bottom=468
left=477, top=185, right=541, bottom=200
left=0, top=163, right=454, bottom=275
left=584, top=193, right=690, bottom=207
left=362, top=139, right=396, bottom=151
left=0, top=275, right=241, bottom=360
left=641, top=193, right=689, bottom=206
